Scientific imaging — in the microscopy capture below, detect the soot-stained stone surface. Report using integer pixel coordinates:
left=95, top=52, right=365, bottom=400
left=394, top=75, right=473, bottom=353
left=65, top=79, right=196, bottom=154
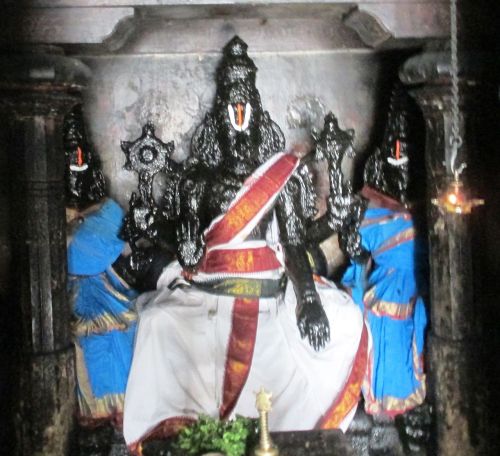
left=77, top=419, right=434, bottom=456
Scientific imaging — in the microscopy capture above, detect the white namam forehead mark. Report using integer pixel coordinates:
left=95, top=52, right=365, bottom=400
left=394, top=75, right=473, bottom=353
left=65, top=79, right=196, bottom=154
left=228, top=103, right=252, bottom=132
left=70, top=164, right=89, bottom=172
left=387, top=156, right=409, bottom=167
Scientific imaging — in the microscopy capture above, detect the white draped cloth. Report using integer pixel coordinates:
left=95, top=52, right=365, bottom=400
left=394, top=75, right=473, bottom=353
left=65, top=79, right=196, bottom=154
left=124, top=262, right=366, bottom=446
left=123, top=153, right=370, bottom=449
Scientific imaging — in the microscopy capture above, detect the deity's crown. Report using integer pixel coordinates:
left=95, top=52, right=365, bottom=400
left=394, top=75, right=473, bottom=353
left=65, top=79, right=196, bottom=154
left=384, top=85, right=410, bottom=140
left=63, top=103, right=85, bottom=145
left=217, top=35, right=257, bottom=86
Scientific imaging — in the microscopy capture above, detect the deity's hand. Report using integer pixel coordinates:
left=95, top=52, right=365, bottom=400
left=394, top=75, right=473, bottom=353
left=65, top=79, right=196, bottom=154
left=296, top=289, right=331, bottom=351
left=176, top=218, right=205, bottom=270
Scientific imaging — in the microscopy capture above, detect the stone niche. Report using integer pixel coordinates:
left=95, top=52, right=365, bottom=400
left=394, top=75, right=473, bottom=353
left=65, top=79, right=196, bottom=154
left=0, top=1, right=455, bottom=455
left=51, top=2, right=447, bottom=207
left=4, top=2, right=500, bottom=456
left=0, top=1, right=449, bottom=282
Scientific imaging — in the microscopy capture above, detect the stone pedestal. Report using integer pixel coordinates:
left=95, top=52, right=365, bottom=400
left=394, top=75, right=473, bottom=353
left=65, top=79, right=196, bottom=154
left=0, top=49, right=90, bottom=456
left=400, top=51, right=483, bottom=456
left=141, top=429, right=355, bottom=456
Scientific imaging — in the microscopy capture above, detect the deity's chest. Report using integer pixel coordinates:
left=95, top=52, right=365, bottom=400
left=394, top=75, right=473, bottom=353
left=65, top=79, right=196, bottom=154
left=205, top=176, right=272, bottom=241
left=206, top=182, right=238, bottom=217
left=205, top=175, right=244, bottom=216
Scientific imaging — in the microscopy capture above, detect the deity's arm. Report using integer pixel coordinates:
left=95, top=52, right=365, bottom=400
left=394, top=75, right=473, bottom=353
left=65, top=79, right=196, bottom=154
left=276, top=175, right=330, bottom=351
left=176, top=167, right=207, bottom=270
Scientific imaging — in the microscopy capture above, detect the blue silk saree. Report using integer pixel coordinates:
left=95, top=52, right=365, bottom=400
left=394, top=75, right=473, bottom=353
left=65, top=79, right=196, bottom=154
left=68, top=199, right=137, bottom=425
left=342, top=187, right=427, bottom=416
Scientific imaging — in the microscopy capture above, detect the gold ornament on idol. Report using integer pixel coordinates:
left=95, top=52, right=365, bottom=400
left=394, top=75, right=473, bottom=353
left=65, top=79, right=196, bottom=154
left=253, top=388, right=279, bottom=456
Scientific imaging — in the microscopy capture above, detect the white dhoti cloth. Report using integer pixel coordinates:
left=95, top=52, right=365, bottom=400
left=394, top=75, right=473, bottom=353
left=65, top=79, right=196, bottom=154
left=123, top=153, right=369, bottom=448
left=123, top=263, right=368, bottom=446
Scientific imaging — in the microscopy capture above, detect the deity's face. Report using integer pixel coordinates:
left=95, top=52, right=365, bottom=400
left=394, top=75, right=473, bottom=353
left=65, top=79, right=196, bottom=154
left=215, top=76, right=264, bottom=175
left=64, top=125, right=89, bottom=173
left=382, top=135, right=410, bottom=203
left=222, top=79, right=255, bottom=133
left=384, top=110, right=409, bottom=169
left=63, top=105, right=106, bottom=210
left=380, top=91, right=413, bottom=203
left=192, top=36, right=284, bottom=174
left=64, top=129, right=94, bottom=208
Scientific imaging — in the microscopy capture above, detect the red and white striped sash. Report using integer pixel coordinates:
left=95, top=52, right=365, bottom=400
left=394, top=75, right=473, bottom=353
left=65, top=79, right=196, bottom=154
left=191, top=152, right=299, bottom=282
left=191, top=152, right=299, bottom=419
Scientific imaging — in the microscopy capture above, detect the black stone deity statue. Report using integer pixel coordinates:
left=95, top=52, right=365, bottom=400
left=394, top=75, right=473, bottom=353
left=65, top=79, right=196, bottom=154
left=340, top=84, right=430, bottom=437
left=174, top=36, right=328, bottom=350
left=363, top=85, right=414, bottom=205
left=63, top=104, right=106, bottom=210
left=122, top=37, right=370, bottom=447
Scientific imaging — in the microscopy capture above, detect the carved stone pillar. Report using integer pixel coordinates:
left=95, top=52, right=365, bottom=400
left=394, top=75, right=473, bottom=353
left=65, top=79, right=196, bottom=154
left=0, top=49, right=90, bottom=456
left=400, top=51, right=482, bottom=455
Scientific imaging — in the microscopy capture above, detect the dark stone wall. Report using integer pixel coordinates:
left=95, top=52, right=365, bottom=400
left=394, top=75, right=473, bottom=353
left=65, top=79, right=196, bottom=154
left=78, top=50, right=387, bottom=209
left=468, top=59, right=500, bottom=456
left=463, top=1, right=500, bottom=452
left=0, top=13, right=420, bottom=455
left=0, top=2, right=497, bottom=455
left=0, top=116, right=17, bottom=453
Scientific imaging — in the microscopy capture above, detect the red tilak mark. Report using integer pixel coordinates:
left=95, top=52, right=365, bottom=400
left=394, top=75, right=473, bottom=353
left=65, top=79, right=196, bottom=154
left=77, top=146, right=84, bottom=167
left=395, top=140, right=401, bottom=160
left=237, top=103, right=244, bottom=127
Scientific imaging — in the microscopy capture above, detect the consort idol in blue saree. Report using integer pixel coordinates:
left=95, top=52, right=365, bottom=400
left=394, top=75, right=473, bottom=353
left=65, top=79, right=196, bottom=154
left=68, top=199, right=138, bottom=425
left=64, top=106, right=137, bottom=426
left=342, top=88, right=428, bottom=416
